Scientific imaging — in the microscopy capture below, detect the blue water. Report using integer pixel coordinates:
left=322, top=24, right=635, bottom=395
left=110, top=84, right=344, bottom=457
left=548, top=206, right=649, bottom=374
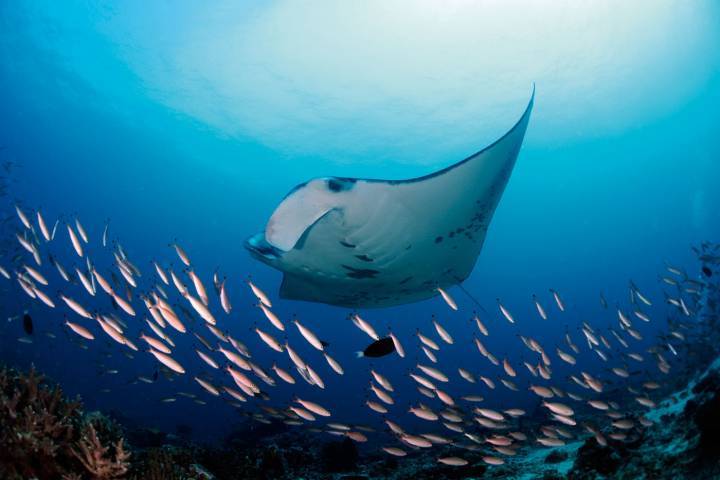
left=1, top=1, right=720, bottom=444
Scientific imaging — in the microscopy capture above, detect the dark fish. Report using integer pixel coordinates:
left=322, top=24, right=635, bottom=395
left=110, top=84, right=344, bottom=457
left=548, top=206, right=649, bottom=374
left=22, top=313, right=33, bottom=335
left=358, top=337, right=395, bottom=358
left=702, top=266, right=712, bottom=278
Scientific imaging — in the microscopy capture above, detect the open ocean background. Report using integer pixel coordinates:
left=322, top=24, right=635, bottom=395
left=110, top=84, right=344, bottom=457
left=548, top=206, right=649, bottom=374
left=1, top=1, right=720, bottom=444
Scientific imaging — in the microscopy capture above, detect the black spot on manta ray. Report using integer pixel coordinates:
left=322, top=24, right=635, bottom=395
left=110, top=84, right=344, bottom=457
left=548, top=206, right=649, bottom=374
left=327, top=177, right=356, bottom=192
left=341, top=265, right=380, bottom=279
left=339, top=240, right=356, bottom=248
left=355, top=254, right=374, bottom=262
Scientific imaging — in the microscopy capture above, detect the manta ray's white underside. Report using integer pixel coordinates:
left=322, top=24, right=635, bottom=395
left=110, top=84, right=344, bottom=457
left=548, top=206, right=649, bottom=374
left=246, top=89, right=534, bottom=308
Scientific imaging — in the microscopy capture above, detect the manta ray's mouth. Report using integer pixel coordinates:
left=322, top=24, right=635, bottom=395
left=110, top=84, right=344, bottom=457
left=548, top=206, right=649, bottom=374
left=245, top=233, right=283, bottom=261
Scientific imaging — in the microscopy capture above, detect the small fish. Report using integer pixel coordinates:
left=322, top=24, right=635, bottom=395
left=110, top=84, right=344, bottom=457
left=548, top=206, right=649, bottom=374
left=22, top=313, right=33, bottom=335
left=410, top=373, right=436, bottom=390
left=50, top=219, right=59, bottom=240
left=33, top=288, right=53, bottom=308
left=417, top=331, right=440, bottom=351
left=248, top=280, right=272, bottom=307
left=367, top=400, right=388, bottom=413
left=352, top=313, right=379, bottom=340
left=171, top=242, right=191, bottom=266
left=497, top=299, right=515, bottom=324
left=389, top=332, right=405, bottom=358
left=432, top=318, right=453, bottom=344
left=112, top=292, right=135, bottom=317
left=102, top=221, right=109, bottom=247
left=533, top=294, right=547, bottom=320
left=149, top=349, right=185, bottom=374
left=436, top=389, right=454, bottom=406
left=636, top=396, right=656, bottom=408
left=255, top=327, right=284, bottom=352
left=36, top=211, right=51, bottom=241
left=382, top=447, right=406, bottom=457
left=458, top=368, right=475, bottom=383
left=529, top=385, right=554, bottom=398
left=345, top=431, right=367, bottom=443
left=294, top=318, right=324, bottom=351
left=543, top=401, right=573, bottom=417
left=258, top=303, right=284, bottom=331
left=60, top=294, right=93, bottom=319
left=401, top=434, right=432, bottom=448
left=140, top=333, right=171, bottom=354
left=550, top=289, right=565, bottom=311
left=436, top=287, right=458, bottom=310
left=16, top=232, right=35, bottom=254
left=75, top=218, right=89, bottom=243
left=556, top=347, right=576, bottom=365
left=295, top=398, right=331, bottom=417
left=476, top=408, right=504, bottom=421
left=370, top=383, right=394, bottom=404
left=438, top=457, right=468, bottom=466
left=503, top=358, right=516, bottom=377
left=272, top=364, right=296, bottom=384
left=371, top=370, right=393, bottom=391
left=218, top=345, right=251, bottom=370
left=588, top=400, right=609, bottom=410
left=153, top=262, right=169, bottom=285
left=219, top=280, right=232, bottom=314
left=194, top=377, right=220, bottom=396
left=409, top=405, right=438, bottom=421
left=483, top=456, right=505, bottom=466
left=223, top=386, right=247, bottom=402
left=306, top=364, right=325, bottom=389
left=480, top=376, right=496, bottom=389
left=67, top=224, right=84, bottom=257
left=324, top=352, right=344, bottom=375
left=474, top=314, right=489, bottom=336
left=183, top=291, right=216, bottom=325
left=417, top=364, right=448, bottom=382
left=195, top=349, right=219, bottom=369
left=76, top=268, right=95, bottom=296
left=286, top=342, right=307, bottom=369
left=356, top=337, right=395, bottom=358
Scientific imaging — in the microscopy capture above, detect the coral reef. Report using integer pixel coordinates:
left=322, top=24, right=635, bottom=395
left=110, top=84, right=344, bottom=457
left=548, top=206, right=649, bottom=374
left=0, top=365, right=81, bottom=479
left=128, top=445, right=206, bottom=480
left=566, top=358, right=720, bottom=480
left=4, top=356, right=720, bottom=480
left=72, top=423, right=130, bottom=479
left=0, top=365, right=130, bottom=480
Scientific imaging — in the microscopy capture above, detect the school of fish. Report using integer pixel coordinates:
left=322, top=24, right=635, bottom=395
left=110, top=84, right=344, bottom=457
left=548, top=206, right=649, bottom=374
left=4, top=203, right=719, bottom=469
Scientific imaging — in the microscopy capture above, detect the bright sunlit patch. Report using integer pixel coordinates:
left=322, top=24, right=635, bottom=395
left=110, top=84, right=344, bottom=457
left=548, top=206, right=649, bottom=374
left=8, top=0, right=720, bottom=171
left=93, top=0, right=716, bottom=166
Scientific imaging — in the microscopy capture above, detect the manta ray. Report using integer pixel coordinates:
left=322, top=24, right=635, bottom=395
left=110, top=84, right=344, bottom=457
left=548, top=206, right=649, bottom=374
left=246, top=88, right=534, bottom=308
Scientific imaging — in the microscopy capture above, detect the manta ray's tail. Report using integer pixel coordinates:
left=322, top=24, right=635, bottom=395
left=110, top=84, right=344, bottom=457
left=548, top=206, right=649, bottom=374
left=451, top=276, right=490, bottom=315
